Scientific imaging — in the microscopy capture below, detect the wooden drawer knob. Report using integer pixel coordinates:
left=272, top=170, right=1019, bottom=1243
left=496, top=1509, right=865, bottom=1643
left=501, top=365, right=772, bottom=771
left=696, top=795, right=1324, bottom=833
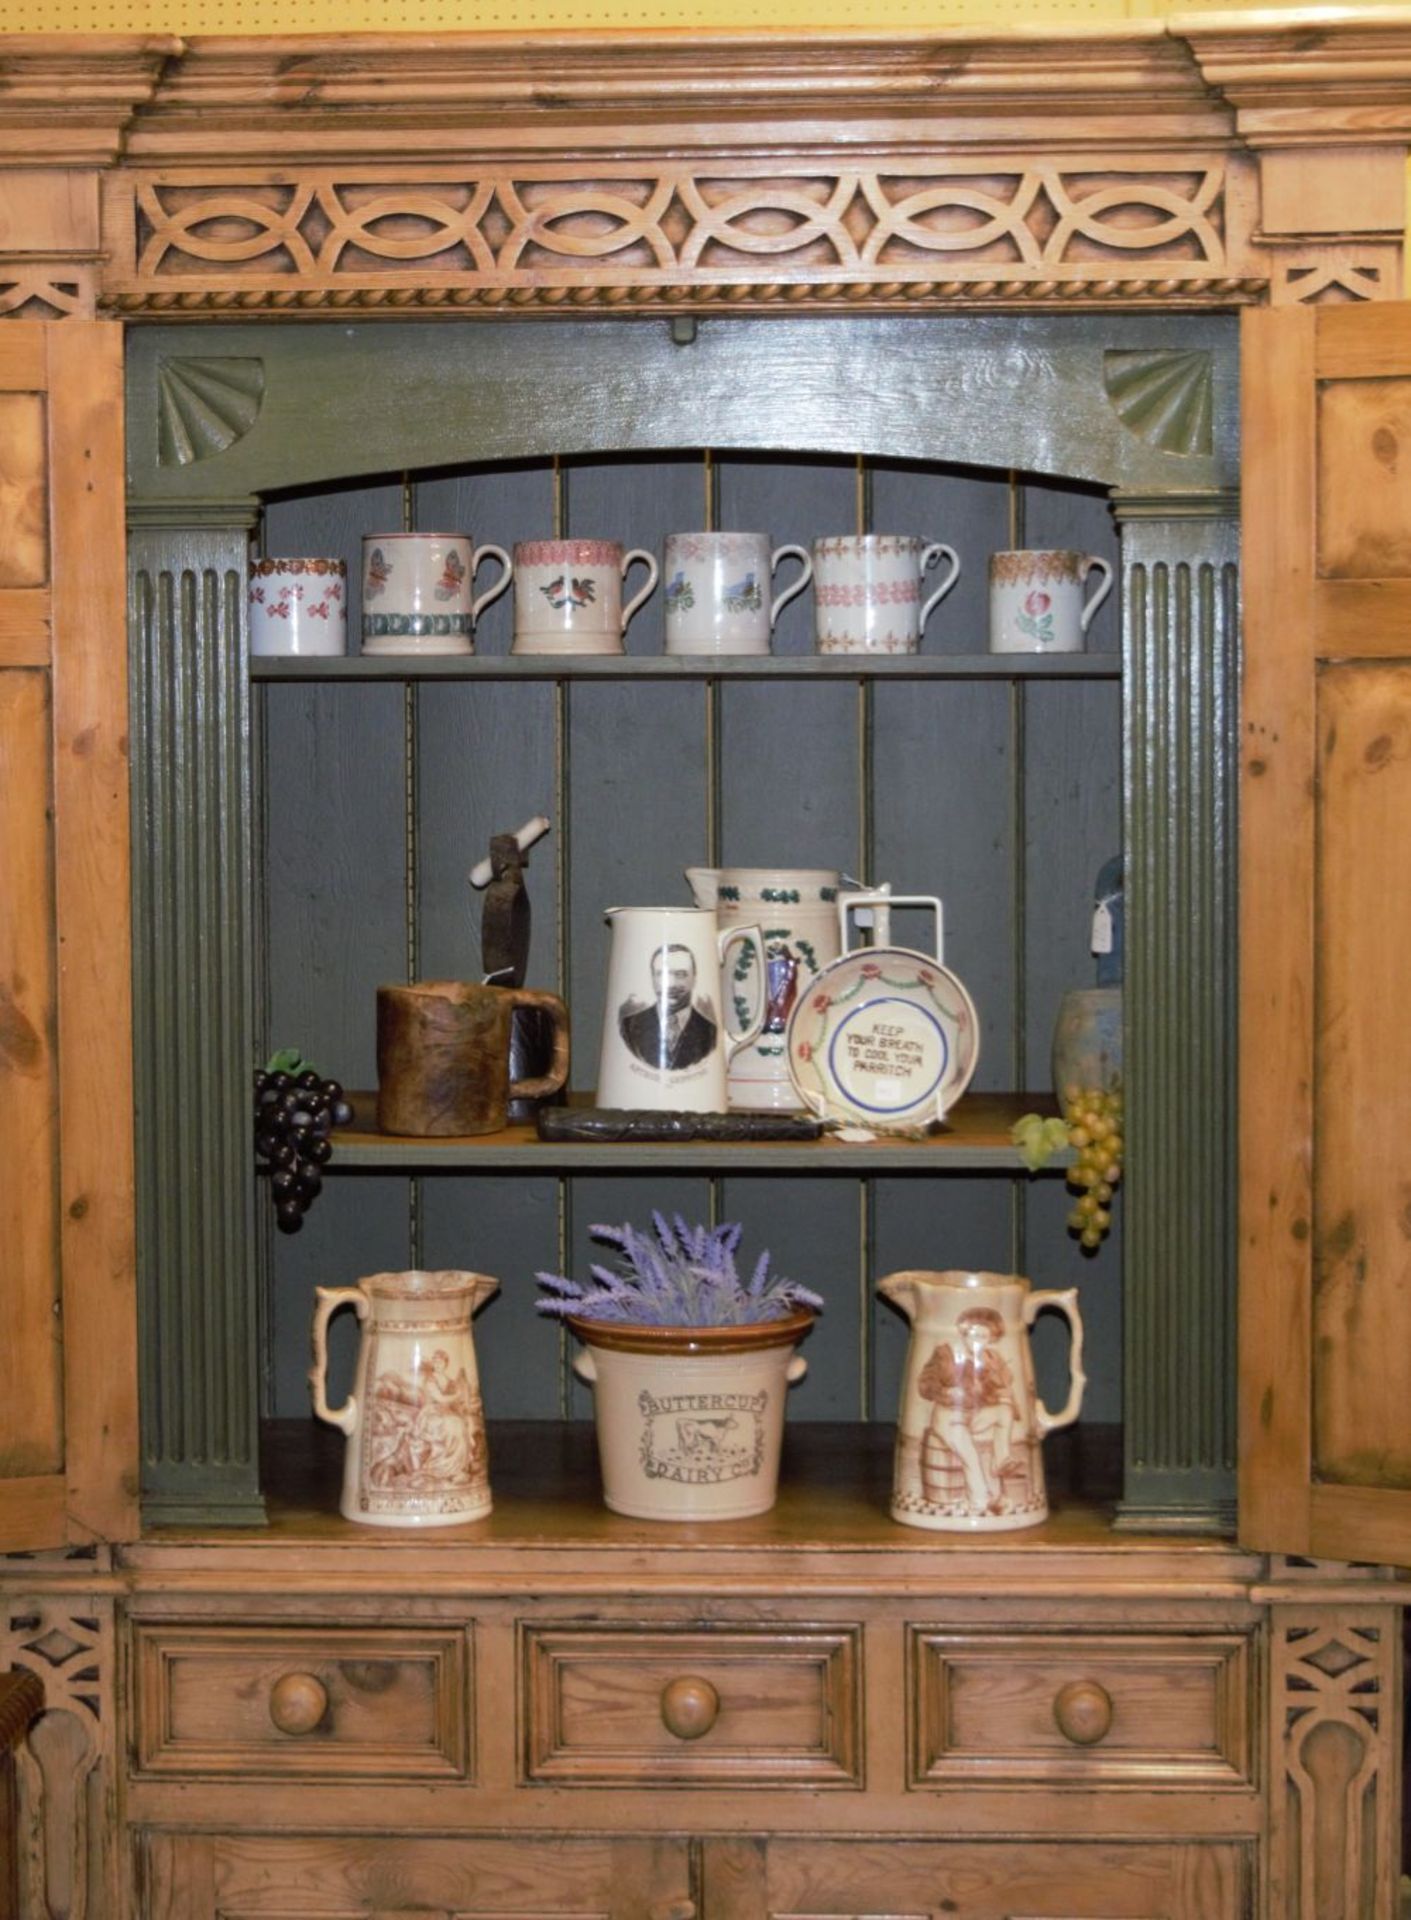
left=268, top=1671, right=329, bottom=1736
left=659, top=1675, right=720, bottom=1741
left=1053, top=1679, right=1113, bottom=1746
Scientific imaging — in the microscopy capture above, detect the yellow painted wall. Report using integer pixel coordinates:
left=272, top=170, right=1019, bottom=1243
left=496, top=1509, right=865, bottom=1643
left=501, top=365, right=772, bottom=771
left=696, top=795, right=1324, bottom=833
left=6, top=0, right=1407, bottom=38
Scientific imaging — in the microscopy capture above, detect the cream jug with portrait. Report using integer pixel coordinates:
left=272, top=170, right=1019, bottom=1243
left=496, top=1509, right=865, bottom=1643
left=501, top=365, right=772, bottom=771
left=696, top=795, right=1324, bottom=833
left=879, top=1268, right=1085, bottom=1533
left=596, top=906, right=767, bottom=1112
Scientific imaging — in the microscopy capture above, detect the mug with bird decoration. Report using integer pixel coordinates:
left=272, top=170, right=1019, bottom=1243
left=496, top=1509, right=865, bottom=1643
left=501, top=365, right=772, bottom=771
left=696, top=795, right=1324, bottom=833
left=511, top=538, right=659, bottom=656
left=662, top=530, right=813, bottom=657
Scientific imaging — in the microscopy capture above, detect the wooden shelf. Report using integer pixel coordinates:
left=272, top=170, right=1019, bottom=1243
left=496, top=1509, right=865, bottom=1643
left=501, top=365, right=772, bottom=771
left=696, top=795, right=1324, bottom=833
left=317, top=1091, right=1070, bottom=1173
left=128, top=1421, right=1245, bottom=1568
left=250, top=652, right=1120, bottom=684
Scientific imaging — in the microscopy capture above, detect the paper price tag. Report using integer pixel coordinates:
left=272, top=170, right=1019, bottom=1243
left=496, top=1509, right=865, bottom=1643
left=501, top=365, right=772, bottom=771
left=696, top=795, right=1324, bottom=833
left=1091, top=901, right=1114, bottom=955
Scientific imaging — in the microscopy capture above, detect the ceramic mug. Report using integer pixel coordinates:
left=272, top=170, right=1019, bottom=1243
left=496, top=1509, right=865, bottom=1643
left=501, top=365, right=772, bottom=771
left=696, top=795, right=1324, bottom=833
left=361, top=532, right=511, bottom=657
left=988, top=549, right=1114, bottom=654
left=662, top=531, right=813, bottom=656
left=511, top=538, right=659, bottom=656
left=248, top=557, right=347, bottom=657
left=596, top=906, right=767, bottom=1112
left=813, top=533, right=961, bottom=655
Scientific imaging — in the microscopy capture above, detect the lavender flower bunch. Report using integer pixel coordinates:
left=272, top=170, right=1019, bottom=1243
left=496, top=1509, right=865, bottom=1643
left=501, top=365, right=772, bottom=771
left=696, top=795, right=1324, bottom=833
left=536, top=1212, right=823, bottom=1328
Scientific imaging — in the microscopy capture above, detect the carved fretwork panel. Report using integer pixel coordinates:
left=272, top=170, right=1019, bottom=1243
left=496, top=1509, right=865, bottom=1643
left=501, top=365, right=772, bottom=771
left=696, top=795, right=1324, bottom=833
left=1265, top=243, right=1402, bottom=307
left=0, top=272, right=93, bottom=322
left=100, top=159, right=1271, bottom=316
left=1267, top=1606, right=1402, bottom=1920
left=0, top=1575, right=119, bottom=1920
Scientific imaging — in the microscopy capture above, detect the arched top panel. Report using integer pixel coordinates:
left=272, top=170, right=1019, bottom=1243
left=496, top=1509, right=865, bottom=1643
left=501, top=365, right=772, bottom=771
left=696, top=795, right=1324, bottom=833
left=125, top=312, right=1238, bottom=511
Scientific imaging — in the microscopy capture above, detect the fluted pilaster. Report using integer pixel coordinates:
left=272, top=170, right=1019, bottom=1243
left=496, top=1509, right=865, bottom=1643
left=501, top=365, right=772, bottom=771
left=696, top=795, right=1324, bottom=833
left=1115, top=491, right=1240, bottom=1531
left=128, top=509, right=264, bottom=1524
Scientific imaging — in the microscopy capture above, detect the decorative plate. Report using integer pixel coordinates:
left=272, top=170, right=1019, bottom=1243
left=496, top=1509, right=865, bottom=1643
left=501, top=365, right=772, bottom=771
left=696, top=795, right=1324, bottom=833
left=784, top=947, right=980, bottom=1130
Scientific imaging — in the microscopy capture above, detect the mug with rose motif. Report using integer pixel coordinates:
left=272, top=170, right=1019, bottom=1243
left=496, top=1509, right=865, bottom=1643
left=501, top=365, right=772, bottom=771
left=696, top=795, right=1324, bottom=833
left=361, top=532, right=511, bottom=657
left=511, top=539, right=659, bottom=656
left=812, top=533, right=961, bottom=655
left=662, top=531, right=813, bottom=656
left=249, top=556, right=347, bottom=657
left=988, top=549, right=1114, bottom=655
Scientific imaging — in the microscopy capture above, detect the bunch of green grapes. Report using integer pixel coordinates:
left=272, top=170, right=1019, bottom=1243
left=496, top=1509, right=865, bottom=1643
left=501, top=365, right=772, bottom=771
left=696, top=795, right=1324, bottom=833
left=1062, top=1083, right=1123, bottom=1251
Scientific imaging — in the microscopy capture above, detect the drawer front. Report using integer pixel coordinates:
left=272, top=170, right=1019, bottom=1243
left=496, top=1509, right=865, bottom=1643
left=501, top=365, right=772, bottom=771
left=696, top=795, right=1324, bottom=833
left=910, top=1628, right=1253, bottom=1788
left=752, top=1835, right=1250, bottom=1920
left=142, top=1830, right=692, bottom=1920
left=520, top=1622, right=861, bottom=1787
left=132, top=1622, right=471, bottom=1781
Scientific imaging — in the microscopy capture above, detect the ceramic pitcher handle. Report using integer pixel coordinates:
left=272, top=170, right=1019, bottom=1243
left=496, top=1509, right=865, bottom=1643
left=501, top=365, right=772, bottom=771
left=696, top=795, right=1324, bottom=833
left=769, top=544, right=813, bottom=628
left=839, top=892, right=945, bottom=967
left=1023, top=1286, right=1087, bottom=1436
left=506, top=988, right=571, bottom=1101
left=308, top=1285, right=368, bottom=1436
left=919, top=543, right=961, bottom=632
left=620, top=548, right=659, bottom=633
left=1080, top=555, right=1114, bottom=633
left=718, top=924, right=768, bottom=1059
left=471, top=543, right=513, bottom=623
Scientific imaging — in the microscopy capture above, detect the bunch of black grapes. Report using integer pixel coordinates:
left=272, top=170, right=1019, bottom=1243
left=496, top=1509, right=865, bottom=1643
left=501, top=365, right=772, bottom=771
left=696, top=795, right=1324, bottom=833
left=253, top=1053, right=354, bottom=1234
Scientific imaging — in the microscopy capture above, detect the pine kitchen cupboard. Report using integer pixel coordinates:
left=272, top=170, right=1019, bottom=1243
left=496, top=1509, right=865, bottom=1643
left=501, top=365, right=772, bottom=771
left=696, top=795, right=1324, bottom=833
left=1, top=24, right=1410, bottom=1919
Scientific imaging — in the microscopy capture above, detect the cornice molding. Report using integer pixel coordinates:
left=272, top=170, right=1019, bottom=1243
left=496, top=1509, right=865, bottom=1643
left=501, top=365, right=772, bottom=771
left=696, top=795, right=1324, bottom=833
left=1, top=20, right=1409, bottom=164
left=120, top=29, right=1234, bottom=165
left=1179, top=8, right=1411, bottom=142
left=0, top=36, right=182, bottom=167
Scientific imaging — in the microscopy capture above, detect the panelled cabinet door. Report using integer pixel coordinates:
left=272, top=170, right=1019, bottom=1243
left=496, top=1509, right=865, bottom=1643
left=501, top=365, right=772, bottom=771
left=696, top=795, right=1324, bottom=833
left=1241, top=302, right=1411, bottom=1566
left=0, top=322, right=137, bottom=1550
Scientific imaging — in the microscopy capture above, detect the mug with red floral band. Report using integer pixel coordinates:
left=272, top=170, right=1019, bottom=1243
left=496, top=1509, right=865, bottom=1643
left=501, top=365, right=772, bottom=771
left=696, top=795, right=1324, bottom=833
left=988, top=549, right=1114, bottom=655
left=249, top=556, right=347, bottom=657
left=812, top=534, right=960, bottom=656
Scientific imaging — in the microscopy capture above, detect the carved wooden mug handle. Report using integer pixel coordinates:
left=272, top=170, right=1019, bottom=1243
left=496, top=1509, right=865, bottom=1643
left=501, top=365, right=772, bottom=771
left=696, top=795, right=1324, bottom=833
left=308, top=1285, right=369, bottom=1435
left=506, top=988, right=570, bottom=1101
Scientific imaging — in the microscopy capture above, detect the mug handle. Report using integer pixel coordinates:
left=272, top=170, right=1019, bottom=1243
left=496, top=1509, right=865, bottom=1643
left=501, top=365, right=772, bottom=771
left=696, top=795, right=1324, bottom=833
left=506, top=988, right=571, bottom=1102
left=1023, top=1286, right=1087, bottom=1435
left=1080, top=556, right=1115, bottom=633
left=718, top=924, right=768, bottom=1060
left=308, top=1285, right=369, bottom=1435
left=918, top=543, right=961, bottom=632
left=619, top=548, right=660, bottom=634
left=471, top=543, right=513, bottom=623
left=769, top=544, right=813, bottom=628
